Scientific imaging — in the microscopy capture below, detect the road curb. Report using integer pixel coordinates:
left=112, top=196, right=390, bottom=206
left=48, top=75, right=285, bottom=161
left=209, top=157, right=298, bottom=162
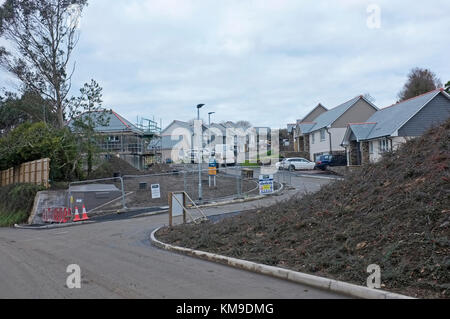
left=14, top=220, right=95, bottom=230
left=131, top=209, right=169, bottom=219
left=150, top=227, right=414, bottom=300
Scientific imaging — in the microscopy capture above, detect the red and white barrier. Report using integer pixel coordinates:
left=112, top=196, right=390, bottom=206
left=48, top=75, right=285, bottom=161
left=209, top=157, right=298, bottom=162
left=41, top=207, right=74, bottom=224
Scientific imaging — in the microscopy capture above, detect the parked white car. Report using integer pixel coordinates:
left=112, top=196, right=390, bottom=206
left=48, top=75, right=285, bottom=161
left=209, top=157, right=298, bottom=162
left=277, top=158, right=316, bottom=171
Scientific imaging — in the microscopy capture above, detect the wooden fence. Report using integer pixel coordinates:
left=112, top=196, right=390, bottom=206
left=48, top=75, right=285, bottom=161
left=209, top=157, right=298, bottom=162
left=0, top=158, right=50, bottom=188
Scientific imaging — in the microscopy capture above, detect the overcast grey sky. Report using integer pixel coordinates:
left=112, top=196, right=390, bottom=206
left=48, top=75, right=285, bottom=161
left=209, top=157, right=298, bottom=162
left=1, top=0, right=449, bottom=129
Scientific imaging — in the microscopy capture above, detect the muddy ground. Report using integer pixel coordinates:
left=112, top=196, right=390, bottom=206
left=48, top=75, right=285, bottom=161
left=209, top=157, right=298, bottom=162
left=88, top=157, right=172, bottom=179
left=122, top=173, right=260, bottom=207
left=90, top=172, right=270, bottom=214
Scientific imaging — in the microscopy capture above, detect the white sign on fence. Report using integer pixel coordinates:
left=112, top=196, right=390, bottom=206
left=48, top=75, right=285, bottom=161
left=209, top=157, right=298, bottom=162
left=151, top=184, right=161, bottom=199
left=259, top=174, right=274, bottom=195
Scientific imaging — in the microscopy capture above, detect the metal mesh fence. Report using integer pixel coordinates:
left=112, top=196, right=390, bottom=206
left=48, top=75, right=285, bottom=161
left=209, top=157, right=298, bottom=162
left=60, top=165, right=289, bottom=217
left=222, top=165, right=292, bottom=186
left=122, top=169, right=259, bottom=209
left=67, top=177, right=126, bottom=216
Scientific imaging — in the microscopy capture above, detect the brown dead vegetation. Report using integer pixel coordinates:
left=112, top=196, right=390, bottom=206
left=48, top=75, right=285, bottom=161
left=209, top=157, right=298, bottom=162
left=158, top=119, right=450, bottom=299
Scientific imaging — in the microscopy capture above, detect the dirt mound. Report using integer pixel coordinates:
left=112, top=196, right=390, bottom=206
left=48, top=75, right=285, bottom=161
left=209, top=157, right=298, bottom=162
left=158, top=119, right=450, bottom=298
left=88, top=157, right=171, bottom=179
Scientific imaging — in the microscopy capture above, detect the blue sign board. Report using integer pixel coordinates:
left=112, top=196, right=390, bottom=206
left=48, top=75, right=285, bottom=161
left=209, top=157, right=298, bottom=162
left=259, top=175, right=274, bottom=195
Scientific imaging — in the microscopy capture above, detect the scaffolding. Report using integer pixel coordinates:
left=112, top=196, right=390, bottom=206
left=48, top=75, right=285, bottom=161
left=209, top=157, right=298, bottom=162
left=135, top=116, right=162, bottom=136
left=135, top=116, right=163, bottom=165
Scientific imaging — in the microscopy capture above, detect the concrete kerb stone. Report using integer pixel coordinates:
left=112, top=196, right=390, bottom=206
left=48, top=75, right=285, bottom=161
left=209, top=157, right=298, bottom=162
left=150, top=226, right=415, bottom=300
left=14, top=220, right=95, bottom=230
left=131, top=209, right=169, bottom=219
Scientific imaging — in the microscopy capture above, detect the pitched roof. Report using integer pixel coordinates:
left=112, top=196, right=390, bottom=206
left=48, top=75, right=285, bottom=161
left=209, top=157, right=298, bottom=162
left=287, top=124, right=296, bottom=133
left=162, top=120, right=209, bottom=135
left=347, top=89, right=447, bottom=141
left=67, top=109, right=143, bottom=134
left=298, top=122, right=317, bottom=133
left=162, top=120, right=191, bottom=134
left=148, top=135, right=188, bottom=150
left=345, top=123, right=377, bottom=142
left=210, top=123, right=227, bottom=134
left=300, top=96, right=375, bottom=134
left=300, top=103, right=328, bottom=123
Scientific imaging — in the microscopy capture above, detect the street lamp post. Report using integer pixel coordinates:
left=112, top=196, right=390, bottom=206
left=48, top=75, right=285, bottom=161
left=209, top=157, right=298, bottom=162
left=208, top=112, right=215, bottom=145
left=208, top=112, right=215, bottom=127
left=197, top=104, right=205, bottom=202
left=208, top=111, right=216, bottom=189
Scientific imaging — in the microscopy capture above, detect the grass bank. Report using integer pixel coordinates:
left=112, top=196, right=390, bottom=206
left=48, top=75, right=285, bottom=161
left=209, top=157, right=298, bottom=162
left=0, top=184, right=44, bottom=227
left=157, top=119, right=450, bottom=299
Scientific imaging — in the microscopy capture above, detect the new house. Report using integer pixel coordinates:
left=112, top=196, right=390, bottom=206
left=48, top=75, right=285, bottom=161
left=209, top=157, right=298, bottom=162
left=68, top=109, right=161, bottom=170
left=160, top=120, right=235, bottom=163
left=342, top=88, right=450, bottom=165
left=159, top=120, right=201, bottom=163
left=285, top=123, right=296, bottom=150
left=293, top=103, right=327, bottom=154
left=296, top=96, right=379, bottom=161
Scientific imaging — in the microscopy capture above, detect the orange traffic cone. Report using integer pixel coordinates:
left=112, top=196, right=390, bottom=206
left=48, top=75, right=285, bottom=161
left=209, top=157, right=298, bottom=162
left=73, top=206, right=81, bottom=222
left=80, top=205, right=89, bottom=221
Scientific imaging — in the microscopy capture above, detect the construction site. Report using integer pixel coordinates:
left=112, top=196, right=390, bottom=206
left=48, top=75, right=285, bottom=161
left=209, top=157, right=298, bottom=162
left=89, top=111, right=163, bottom=170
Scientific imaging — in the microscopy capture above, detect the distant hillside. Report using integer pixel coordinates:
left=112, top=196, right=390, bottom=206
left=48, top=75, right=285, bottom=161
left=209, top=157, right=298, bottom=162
left=158, top=119, right=450, bottom=298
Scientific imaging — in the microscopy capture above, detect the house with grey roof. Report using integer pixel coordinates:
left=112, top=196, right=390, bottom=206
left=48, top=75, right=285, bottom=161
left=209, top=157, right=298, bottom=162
left=296, top=96, right=379, bottom=161
left=293, top=103, right=328, bottom=154
left=160, top=120, right=214, bottom=163
left=209, top=123, right=227, bottom=145
left=160, top=120, right=261, bottom=164
left=285, top=123, right=296, bottom=150
left=342, top=88, right=450, bottom=165
left=160, top=120, right=196, bottom=163
left=68, top=109, right=161, bottom=170
left=287, top=124, right=296, bottom=133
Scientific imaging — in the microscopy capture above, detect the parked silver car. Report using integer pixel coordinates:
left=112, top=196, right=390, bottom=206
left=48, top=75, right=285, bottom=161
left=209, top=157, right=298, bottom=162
left=276, top=158, right=316, bottom=171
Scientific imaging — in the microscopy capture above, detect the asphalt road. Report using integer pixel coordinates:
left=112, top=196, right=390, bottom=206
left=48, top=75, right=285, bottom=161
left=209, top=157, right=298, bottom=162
left=0, top=175, right=347, bottom=299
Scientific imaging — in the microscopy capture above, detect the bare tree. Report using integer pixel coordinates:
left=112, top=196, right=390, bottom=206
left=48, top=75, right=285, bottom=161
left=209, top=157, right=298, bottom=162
left=235, top=120, right=252, bottom=129
left=398, top=68, right=442, bottom=102
left=0, top=0, right=88, bottom=128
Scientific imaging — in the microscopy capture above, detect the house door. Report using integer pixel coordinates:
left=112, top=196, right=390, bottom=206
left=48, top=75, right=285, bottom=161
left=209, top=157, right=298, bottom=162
left=356, top=142, right=362, bottom=165
left=350, top=141, right=362, bottom=165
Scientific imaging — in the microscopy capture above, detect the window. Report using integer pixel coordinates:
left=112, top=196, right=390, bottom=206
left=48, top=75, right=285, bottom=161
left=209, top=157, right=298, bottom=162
left=369, top=141, right=374, bottom=154
left=320, top=129, right=326, bottom=142
left=311, top=133, right=315, bottom=144
left=379, top=139, right=388, bottom=152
